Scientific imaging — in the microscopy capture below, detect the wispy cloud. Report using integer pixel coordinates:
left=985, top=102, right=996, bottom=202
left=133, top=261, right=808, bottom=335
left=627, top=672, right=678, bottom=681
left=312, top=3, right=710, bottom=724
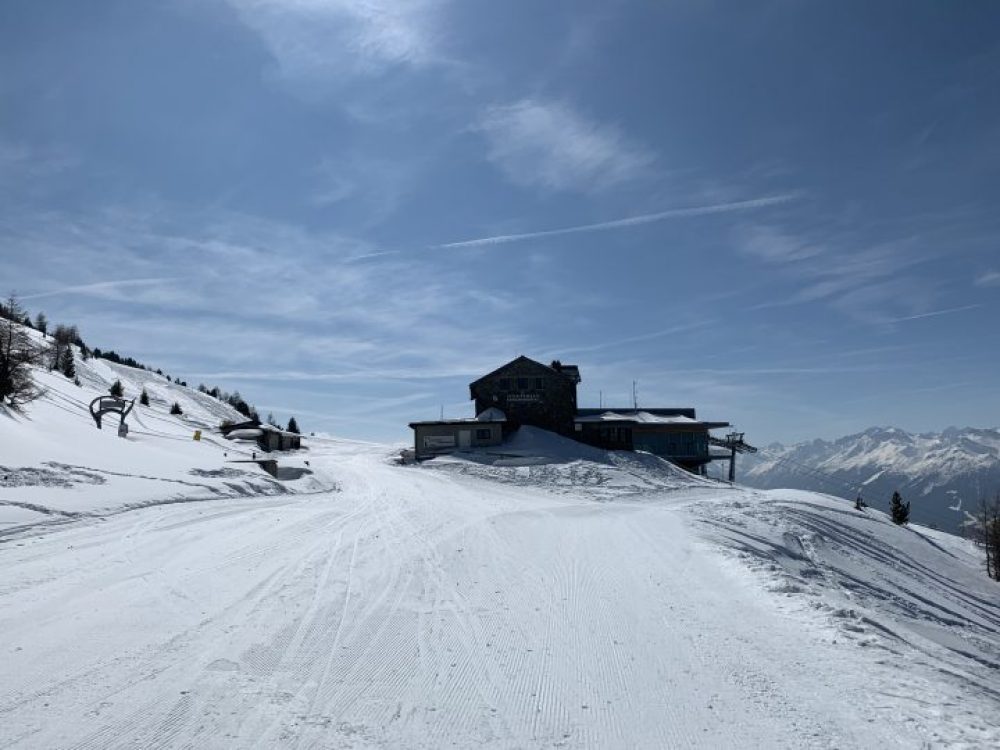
left=738, top=224, right=822, bottom=264
left=21, top=278, right=176, bottom=301
left=439, top=194, right=798, bottom=249
left=4, top=206, right=532, bottom=390
left=975, top=269, right=1000, bottom=287
left=477, top=98, right=654, bottom=192
left=736, top=225, right=944, bottom=324
left=224, top=0, right=450, bottom=78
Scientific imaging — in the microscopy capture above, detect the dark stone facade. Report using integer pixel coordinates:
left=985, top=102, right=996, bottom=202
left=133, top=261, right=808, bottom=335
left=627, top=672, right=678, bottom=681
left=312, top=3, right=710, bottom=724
left=469, top=356, right=580, bottom=435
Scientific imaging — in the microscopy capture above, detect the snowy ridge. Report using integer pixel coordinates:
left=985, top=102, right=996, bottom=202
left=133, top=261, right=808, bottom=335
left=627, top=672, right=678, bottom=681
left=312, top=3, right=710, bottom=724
left=1, top=327, right=330, bottom=535
left=742, top=426, right=1000, bottom=533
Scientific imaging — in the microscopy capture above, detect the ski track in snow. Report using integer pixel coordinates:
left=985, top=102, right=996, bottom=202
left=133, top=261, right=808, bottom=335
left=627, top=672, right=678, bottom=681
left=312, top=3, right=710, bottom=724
left=2, top=436, right=998, bottom=749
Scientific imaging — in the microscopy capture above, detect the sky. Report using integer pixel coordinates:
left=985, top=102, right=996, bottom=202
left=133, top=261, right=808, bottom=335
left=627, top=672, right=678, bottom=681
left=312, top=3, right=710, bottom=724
left=2, top=0, right=999, bottom=445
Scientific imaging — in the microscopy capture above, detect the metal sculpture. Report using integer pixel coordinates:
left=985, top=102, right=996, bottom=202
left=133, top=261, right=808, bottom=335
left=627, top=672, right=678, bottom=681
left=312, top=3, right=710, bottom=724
left=89, top=395, right=135, bottom=431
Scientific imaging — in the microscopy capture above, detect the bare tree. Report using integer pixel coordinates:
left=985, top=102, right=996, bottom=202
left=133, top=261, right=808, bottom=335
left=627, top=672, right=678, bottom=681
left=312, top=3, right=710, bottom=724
left=971, top=493, right=1000, bottom=582
left=0, top=295, right=43, bottom=409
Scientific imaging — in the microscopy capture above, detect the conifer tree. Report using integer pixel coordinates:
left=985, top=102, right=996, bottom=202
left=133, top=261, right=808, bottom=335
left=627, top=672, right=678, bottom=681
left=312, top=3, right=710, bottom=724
left=139, top=388, right=150, bottom=406
left=109, top=379, right=124, bottom=397
left=0, top=295, right=42, bottom=408
left=286, top=416, right=300, bottom=434
left=49, top=324, right=78, bottom=371
left=59, top=346, right=76, bottom=379
left=170, top=401, right=183, bottom=415
left=890, top=491, right=910, bottom=525
left=34, top=312, right=47, bottom=337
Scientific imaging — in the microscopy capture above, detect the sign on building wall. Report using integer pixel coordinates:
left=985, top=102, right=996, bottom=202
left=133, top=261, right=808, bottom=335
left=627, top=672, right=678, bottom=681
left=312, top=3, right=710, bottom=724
left=506, top=393, right=541, bottom=403
left=424, top=435, right=456, bottom=449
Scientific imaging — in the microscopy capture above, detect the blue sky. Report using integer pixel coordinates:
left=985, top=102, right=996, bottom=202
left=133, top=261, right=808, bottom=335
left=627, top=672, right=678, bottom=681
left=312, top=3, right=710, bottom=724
left=2, top=0, right=999, bottom=444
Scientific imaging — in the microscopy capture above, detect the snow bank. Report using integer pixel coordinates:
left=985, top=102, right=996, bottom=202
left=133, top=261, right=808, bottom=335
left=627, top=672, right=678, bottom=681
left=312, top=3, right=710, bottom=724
left=692, top=488, right=1000, bottom=746
left=426, top=425, right=720, bottom=500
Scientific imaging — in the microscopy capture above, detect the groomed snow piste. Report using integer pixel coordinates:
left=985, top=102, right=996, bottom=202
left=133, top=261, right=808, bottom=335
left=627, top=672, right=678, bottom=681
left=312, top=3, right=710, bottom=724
left=1, top=347, right=998, bottom=748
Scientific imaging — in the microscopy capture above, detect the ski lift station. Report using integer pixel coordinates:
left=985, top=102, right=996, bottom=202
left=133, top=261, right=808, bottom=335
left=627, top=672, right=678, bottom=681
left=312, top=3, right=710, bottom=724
left=409, top=355, right=755, bottom=476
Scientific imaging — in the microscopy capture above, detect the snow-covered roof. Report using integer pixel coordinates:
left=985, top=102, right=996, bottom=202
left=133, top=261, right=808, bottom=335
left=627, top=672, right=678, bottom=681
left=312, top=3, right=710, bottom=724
left=226, top=428, right=263, bottom=440
left=258, top=424, right=302, bottom=438
left=574, top=411, right=702, bottom=425
left=476, top=407, right=507, bottom=422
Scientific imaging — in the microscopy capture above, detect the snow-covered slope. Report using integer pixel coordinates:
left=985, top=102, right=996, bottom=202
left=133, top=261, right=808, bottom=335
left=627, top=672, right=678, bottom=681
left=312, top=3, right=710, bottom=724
left=1, top=328, right=329, bottom=534
left=3, top=429, right=998, bottom=748
left=741, top=426, right=1000, bottom=534
left=3, top=336, right=999, bottom=747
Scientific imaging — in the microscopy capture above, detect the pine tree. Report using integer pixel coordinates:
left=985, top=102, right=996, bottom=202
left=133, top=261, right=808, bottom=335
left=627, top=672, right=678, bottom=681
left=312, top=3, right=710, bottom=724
left=0, top=295, right=43, bottom=408
left=286, top=417, right=300, bottom=434
left=890, top=491, right=910, bottom=525
left=109, top=379, right=124, bottom=398
left=73, top=376, right=81, bottom=387
left=49, top=324, right=78, bottom=371
left=34, top=312, right=47, bottom=337
left=59, top=346, right=76, bottom=379
left=139, top=388, right=150, bottom=406
left=170, top=401, right=183, bottom=415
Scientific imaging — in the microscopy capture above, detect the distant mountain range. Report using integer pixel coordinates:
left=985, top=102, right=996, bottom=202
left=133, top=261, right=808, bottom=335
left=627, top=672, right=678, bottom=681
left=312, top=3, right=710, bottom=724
left=738, top=426, right=1000, bottom=534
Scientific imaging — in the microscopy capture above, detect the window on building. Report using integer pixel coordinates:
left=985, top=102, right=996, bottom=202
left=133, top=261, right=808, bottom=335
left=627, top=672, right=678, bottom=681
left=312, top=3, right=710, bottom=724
left=517, top=377, right=529, bottom=390
left=534, top=377, right=544, bottom=389
left=475, top=428, right=492, bottom=440
left=499, top=378, right=510, bottom=390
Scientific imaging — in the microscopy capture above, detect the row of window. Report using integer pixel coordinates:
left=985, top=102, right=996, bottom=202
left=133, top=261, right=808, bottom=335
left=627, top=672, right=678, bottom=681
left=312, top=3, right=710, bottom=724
left=596, top=426, right=630, bottom=444
left=496, top=376, right=545, bottom=391
left=633, top=432, right=708, bottom=457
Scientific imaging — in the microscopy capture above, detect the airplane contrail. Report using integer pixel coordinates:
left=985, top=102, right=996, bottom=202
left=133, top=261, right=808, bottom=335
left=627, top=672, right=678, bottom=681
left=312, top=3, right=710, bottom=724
left=437, top=193, right=798, bottom=249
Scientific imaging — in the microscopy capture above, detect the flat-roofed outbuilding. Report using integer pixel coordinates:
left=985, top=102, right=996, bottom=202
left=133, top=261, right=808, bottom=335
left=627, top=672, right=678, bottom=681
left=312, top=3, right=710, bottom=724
left=408, top=411, right=506, bottom=459
left=574, top=408, right=729, bottom=473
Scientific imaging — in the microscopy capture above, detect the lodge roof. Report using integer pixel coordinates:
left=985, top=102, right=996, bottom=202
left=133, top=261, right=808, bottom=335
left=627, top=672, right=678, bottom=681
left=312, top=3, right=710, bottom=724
left=469, top=355, right=581, bottom=393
